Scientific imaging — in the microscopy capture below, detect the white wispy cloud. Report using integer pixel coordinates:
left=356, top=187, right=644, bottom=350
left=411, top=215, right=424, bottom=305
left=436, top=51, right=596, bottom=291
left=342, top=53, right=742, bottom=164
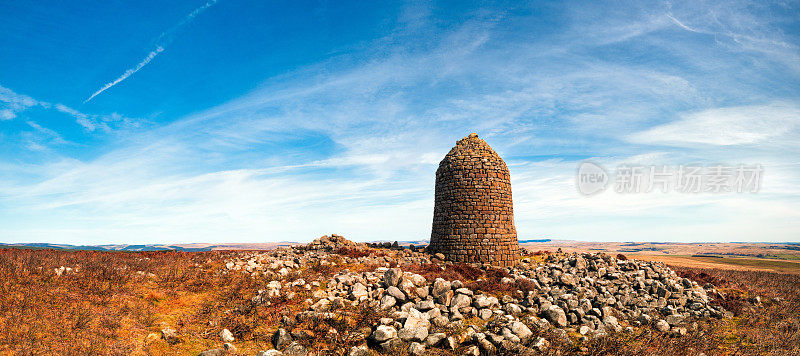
left=666, top=13, right=701, bottom=33
left=2, top=1, right=799, bottom=244
left=0, top=85, right=44, bottom=120
left=84, top=0, right=220, bottom=103
left=628, top=102, right=800, bottom=147
left=0, top=84, right=142, bottom=149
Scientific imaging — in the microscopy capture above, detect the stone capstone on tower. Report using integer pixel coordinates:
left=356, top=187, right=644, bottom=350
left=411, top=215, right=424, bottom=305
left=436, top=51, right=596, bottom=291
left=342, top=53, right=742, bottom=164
left=428, top=133, right=521, bottom=267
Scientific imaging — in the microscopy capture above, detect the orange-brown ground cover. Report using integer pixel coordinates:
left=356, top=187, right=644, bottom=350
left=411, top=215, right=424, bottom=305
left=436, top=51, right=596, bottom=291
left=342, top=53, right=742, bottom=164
left=0, top=249, right=320, bottom=355
left=1, top=248, right=798, bottom=355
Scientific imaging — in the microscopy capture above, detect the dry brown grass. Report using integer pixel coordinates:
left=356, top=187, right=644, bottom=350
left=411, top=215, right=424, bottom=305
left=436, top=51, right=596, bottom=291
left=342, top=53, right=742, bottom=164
left=404, top=262, right=487, bottom=285
left=0, top=248, right=327, bottom=355
left=2, top=249, right=798, bottom=355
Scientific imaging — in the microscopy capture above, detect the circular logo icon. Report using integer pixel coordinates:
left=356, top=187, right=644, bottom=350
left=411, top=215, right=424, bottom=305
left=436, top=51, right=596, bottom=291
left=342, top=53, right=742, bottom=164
left=576, top=161, right=609, bottom=195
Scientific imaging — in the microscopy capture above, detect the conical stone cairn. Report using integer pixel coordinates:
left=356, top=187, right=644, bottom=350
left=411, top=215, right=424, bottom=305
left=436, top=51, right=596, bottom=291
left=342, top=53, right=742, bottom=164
left=429, top=133, right=521, bottom=267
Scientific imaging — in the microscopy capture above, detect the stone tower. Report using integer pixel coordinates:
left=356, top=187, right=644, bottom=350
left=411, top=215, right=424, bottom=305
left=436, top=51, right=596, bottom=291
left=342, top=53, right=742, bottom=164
left=429, top=133, right=521, bottom=267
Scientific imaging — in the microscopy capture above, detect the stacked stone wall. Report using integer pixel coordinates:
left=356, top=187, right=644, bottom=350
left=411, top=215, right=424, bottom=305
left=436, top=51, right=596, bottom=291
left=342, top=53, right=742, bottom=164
left=429, top=133, right=521, bottom=267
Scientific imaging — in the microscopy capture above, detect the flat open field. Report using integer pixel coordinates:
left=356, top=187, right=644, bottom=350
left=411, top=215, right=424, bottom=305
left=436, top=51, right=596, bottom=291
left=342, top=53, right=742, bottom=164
left=521, top=241, right=800, bottom=274
left=630, top=255, right=800, bottom=274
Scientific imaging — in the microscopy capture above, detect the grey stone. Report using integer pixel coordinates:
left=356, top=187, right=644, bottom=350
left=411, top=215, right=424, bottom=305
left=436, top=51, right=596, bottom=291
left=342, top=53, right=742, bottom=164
left=283, top=342, right=308, bottom=356
left=379, top=295, right=397, bottom=310
left=223, top=343, right=236, bottom=352
left=400, top=278, right=419, bottom=299
left=350, top=283, right=368, bottom=300
left=272, top=328, right=292, bottom=350
left=432, top=278, right=451, bottom=298
left=161, top=327, right=181, bottom=344
left=478, top=337, right=497, bottom=355
left=311, top=298, right=331, bottom=312
left=509, top=321, right=533, bottom=342
left=427, top=307, right=442, bottom=319
left=387, top=286, right=406, bottom=301
left=666, top=314, right=685, bottom=325
left=473, top=294, right=492, bottom=308
left=256, top=350, right=283, bottom=356
left=452, top=294, right=472, bottom=309
left=464, top=345, right=480, bottom=356
left=408, top=342, right=426, bottom=356
left=637, top=313, right=652, bottom=324
left=487, top=332, right=504, bottom=345
left=503, top=303, right=522, bottom=315
left=416, top=299, right=435, bottom=311
left=501, top=327, right=521, bottom=344
left=455, top=287, right=473, bottom=296
left=347, top=346, right=370, bottom=356
left=479, top=308, right=493, bottom=320
left=219, top=328, right=234, bottom=343
left=409, top=274, right=427, bottom=287
left=542, top=305, right=568, bottom=327
left=424, top=332, right=446, bottom=347
left=399, top=308, right=430, bottom=341
left=379, top=338, right=403, bottom=353
left=384, top=268, right=402, bottom=287
left=655, top=319, right=670, bottom=332
left=373, top=325, right=398, bottom=342
left=444, top=336, right=458, bottom=350
left=399, top=327, right=428, bottom=342
left=533, top=337, right=550, bottom=351
left=432, top=315, right=449, bottom=327
left=560, top=273, right=576, bottom=286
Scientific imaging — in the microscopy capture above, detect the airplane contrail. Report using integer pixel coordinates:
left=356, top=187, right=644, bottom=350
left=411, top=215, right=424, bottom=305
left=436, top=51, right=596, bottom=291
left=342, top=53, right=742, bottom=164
left=84, top=47, right=164, bottom=103
left=84, top=0, right=219, bottom=103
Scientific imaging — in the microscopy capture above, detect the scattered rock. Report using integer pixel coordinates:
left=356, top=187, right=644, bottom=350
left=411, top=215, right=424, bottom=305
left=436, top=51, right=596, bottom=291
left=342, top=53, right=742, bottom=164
left=272, top=328, right=292, bottom=350
left=533, top=337, right=550, bottom=351
left=384, top=268, right=402, bottom=287
left=424, top=332, right=446, bottom=347
left=399, top=309, right=429, bottom=342
left=219, top=328, right=234, bottom=343
left=408, top=342, right=426, bottom=355
left=509, top=321, right=533, bottom=342
left=372, top=325, right=398, bottom=343
left=655, top=320, right=671, bottom=332
left=283, top=342, right=308, bottom=356
left=256, top=350, right=283, bottom=356
left=161, top=327, right=181, bottom=344
left=348, top=346, right=370, bottom=356
left=542, top=305, right=568, bottom=327
left=219, top=241, right=728, bottom=355
left=379, top=295, right=397, bottom=310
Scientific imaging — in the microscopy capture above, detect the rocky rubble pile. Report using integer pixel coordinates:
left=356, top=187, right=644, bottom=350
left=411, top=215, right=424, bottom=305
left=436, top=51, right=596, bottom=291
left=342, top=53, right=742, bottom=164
left=303, top=234, right=358, bottom=252
left=207, top=236, right=732, bottom=355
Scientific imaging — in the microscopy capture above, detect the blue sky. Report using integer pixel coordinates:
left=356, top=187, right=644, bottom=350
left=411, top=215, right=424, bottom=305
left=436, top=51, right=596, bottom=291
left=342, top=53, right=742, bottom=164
left=1, top=0, right=799, bottom=244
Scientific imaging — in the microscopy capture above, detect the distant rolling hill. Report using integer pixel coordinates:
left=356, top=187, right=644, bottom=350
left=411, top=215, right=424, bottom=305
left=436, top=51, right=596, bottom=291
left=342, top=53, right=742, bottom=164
left=0, top=242, right=298, bottom=251
left=1, top=239, right=555, bottom=251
